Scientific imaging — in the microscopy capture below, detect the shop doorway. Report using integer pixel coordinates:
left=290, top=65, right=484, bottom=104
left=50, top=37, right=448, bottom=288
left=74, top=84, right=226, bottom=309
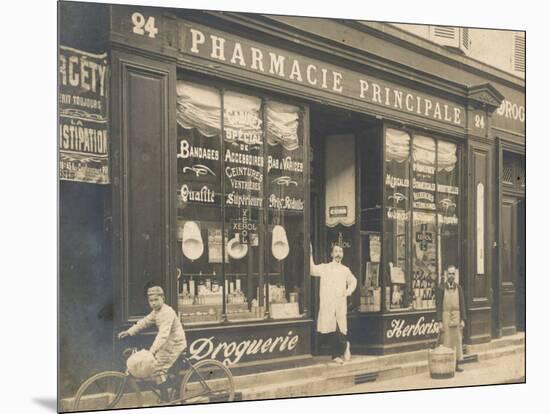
left=516, top=198, right=525, bottom=332
left=498, top=195, right=525, bottom=335
left=308, top=103, right=381, bottom=355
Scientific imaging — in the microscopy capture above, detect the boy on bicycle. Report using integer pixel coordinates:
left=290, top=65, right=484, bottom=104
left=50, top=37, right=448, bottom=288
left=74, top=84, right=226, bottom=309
left=118, top=286, right=187, bottom=402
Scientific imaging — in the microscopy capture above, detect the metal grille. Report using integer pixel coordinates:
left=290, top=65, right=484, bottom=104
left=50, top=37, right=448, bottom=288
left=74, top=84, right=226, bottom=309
left=354, top=372, right=379, bottom=385
left=503, top=153, right=514, bottom=184
left=517, top=157, right=526, bottom=187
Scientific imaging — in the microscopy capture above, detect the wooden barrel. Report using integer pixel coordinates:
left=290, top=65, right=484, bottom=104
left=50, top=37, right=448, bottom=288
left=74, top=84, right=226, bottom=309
left=428, top=345, right=456, bottom=379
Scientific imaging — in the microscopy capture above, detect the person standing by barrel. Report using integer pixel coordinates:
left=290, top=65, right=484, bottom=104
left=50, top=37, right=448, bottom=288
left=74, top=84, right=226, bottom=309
left=435, top=265, right=467, bottom=372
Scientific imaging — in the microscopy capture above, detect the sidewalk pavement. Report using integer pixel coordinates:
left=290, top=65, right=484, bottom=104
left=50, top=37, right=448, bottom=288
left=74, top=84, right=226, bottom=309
left=237, top=333, right=525, bottom=400
left=324, top=351, right=525, bottom=396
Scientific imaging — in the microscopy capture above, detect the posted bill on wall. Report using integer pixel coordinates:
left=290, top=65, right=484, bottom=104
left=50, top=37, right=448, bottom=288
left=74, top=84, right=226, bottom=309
left=59, top=46, right=109, bottom=184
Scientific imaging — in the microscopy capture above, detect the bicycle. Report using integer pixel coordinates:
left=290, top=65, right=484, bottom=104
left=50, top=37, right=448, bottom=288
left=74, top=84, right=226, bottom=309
left=72, top=347, right=235, bottom=411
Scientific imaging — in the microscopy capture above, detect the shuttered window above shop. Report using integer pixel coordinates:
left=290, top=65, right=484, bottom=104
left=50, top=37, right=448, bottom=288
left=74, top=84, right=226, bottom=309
left=429, top=26, right=470, bottom=52
left=512, top=32, right=526, bottom=74
left=430, top=26, right=459, bottom=47
left=462, top=28, right=470, bottom=50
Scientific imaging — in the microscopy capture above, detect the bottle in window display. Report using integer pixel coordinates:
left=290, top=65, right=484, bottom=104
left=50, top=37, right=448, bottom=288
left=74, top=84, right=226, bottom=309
left=189, top=277, right=195, bottom=298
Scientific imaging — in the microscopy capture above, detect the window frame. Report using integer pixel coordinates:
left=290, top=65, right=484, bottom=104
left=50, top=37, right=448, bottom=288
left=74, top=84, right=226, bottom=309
left=381, top=124, right=463, bottom=313
left=175, top=73, right=311, bottom=326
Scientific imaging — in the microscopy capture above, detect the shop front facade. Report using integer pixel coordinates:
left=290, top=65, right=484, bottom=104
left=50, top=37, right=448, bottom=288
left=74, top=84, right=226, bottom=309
left=59, top=2, right=525, bottom=398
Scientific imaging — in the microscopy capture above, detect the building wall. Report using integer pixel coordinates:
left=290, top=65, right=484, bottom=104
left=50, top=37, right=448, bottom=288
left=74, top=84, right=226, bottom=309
left=392, top=24, right=525, bottom=79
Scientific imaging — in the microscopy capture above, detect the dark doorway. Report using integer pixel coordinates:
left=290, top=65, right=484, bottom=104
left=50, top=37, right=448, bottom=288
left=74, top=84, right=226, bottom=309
left=308, top=103, right=380, bottom=355
left=498, top=195, right=525, bottom=336
left=516, top=198, right=525, bottom=332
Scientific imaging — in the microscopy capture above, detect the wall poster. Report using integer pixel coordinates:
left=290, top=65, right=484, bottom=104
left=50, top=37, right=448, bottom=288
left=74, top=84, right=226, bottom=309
left=59, top=46, right=109, bottom=184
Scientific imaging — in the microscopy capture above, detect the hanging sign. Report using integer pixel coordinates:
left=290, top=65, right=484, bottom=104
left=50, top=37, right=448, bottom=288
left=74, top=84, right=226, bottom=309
left=59, top=46, right=109, bottom=184
left=329, top=206, right=348, bottom=218
left=415, top=224, right=434, bottom=251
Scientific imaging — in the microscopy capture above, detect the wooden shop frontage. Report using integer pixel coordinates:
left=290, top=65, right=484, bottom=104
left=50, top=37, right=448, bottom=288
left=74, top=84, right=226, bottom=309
left=58, top=1, right=525, bottom=398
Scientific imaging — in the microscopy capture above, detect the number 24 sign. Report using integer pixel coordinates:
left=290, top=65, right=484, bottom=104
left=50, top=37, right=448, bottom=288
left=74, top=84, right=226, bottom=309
left=131, top=12, right=159, bottom=38
left=474, top=113, right=485, bottom=129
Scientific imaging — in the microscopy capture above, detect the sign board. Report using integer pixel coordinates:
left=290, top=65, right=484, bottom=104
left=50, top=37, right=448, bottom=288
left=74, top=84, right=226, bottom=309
left=385, top=313, right=439, bottom=343
left=492, top=91, right=525, bottom=136
left=329, top=206, right=348, bottom=218
left=111, top=10, right=467, bottom=129
left=59, top=46, right=109, bottom=184
left=325, top=134, right=356, bottom=227
left=184, top=323, right=310, bottom=365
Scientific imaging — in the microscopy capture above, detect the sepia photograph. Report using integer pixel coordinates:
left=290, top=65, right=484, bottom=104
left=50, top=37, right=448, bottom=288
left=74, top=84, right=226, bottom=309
left=56, top=0, right=527, bottom=412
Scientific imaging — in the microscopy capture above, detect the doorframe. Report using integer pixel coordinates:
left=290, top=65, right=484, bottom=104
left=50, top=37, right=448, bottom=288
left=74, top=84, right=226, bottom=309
left=515, top=197, right=526, bottom=332
left=494, top=138, right=525, bottom=338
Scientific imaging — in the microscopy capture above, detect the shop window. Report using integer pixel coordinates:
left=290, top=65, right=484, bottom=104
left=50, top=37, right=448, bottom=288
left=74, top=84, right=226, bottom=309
left=177, top=83, right=225, bottom=324
left=266, top=101, right=305, bottom=319
left=358, top=127, right=382, bottom=313
left=412, top=136, right=437, bottom=310
left=436, top=140, right=460, bottom=286
left=384, top=129, right=411, bottom=309
left=502, top=151, right=526, bottom=190
left=503, top=152, right=514, bottom=185
left=223, top=91, right=265, bottom=322
left=384, top=129, right=460, bottom=311
left=176, top=81, right=306, bottom=325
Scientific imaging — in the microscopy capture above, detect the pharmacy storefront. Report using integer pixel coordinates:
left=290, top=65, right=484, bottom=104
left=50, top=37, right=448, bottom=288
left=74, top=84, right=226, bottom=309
left=59, top=2, right=523, bottom=398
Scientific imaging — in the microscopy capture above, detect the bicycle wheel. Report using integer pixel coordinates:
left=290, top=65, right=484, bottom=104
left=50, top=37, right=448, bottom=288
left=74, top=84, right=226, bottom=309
left=72, top=371, right=142, bottom=411
left=180, top=360, right=235, bottom=404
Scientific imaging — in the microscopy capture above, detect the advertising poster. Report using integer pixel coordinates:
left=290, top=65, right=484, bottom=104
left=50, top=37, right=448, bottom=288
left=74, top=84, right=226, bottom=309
left=59, top=46, right=109, bottom=184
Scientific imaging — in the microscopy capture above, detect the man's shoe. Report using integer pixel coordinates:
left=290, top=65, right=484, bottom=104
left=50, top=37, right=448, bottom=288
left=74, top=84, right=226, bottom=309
left=344, top=341, right=351, bottom=361
left=332, top=357, right=345, bottom=365
left=456, top=364, right=464, bottom=372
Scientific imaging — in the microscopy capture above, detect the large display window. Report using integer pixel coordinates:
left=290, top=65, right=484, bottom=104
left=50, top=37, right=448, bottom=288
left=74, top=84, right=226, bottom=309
left=176, top=80, right=306, bottom=325
left=384, top=128, right=460, bottom=311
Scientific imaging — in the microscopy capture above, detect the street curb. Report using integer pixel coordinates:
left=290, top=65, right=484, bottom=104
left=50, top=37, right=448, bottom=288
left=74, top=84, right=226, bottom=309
left=238, top=334, right=525, bottom=400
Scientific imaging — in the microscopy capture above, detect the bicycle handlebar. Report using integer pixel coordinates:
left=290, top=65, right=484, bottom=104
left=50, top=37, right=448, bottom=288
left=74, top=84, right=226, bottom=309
left=122, top=347, right=137, bottom=358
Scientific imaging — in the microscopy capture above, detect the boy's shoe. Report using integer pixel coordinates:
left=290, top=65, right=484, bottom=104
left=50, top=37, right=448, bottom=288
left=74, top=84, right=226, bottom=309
left=158, top=383, right=171, bottom=404
left=332, top=357, right=345, bottom=365
left=344, top=341, right=351, bottom=361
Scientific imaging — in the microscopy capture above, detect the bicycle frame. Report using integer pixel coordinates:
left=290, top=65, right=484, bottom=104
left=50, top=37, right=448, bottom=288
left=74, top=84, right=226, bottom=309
left=132, top=355, right=217, bottom=405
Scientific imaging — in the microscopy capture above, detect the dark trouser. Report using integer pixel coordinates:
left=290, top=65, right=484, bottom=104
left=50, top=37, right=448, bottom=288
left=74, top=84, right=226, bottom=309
left=329, top=325, right=348, bottom=359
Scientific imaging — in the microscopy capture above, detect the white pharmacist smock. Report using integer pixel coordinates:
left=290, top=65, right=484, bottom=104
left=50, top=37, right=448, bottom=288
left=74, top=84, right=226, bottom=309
left=310, top=261, right=357, bottom=335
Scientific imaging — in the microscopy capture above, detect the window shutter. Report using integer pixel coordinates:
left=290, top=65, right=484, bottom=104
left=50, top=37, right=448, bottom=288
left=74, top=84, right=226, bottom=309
left=461, top=28, right=470, bottom=51
left=430, top=26, right=459, bottom=47
left=512, top=32, right=525, bottom=73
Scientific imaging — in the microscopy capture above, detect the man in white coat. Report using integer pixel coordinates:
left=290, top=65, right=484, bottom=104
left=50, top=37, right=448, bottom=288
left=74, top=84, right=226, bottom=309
left=310, top=244, right=357, bottom=364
